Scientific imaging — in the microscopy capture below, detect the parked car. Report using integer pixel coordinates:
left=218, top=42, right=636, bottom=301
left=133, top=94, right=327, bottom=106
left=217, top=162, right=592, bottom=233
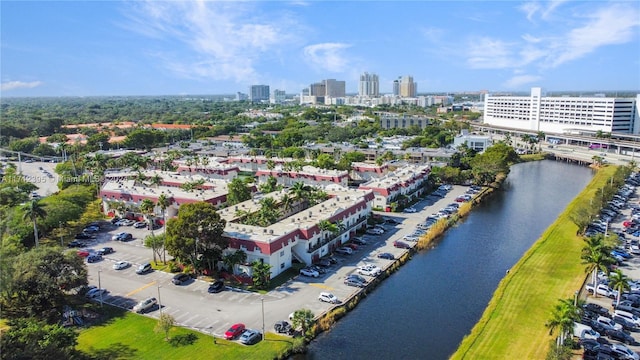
left=74, top=233, right=94, bottom=240
left=77, top=249, right=91, bottom=257
left=83, top=225, right=100, bottom=233
left=112, top=232, right=133, bottom=242
left=87, top=254, right=103, bottom=263
left=352, top=237, right=367, bottom=245
left=357, top=264, right=381, bottom=276
left=67, top=240, right=86, bottom=248
left=113, top=261, right=130, bottom=270
left=207, top=280, right=225, bottom=293
left=366, top=229, right=383, bottom=235
left=610, top=343, right=639, bottom=359
left=377, top=252, right=395, bottom=260
left=136, top=263, right=152, bottom=274
left=86, top=288, right=108, bottom=299
left=608, top=329, right=637, bottom=346
left=239, top=329, right=261, bottom=345
left=596, top=316, right=623, bottom=332
left=224, top=323, right=246, bottom=340
left=344, top=278, right=366, bottom=288
left=585, top=303, right=611, bottom=317
left=315, top=258, right=331, bottom=267
left=393, top=240, right=411, bottom=249
left=403, top=207, right=417, bottom=213
left=274, top=320, right=293, bottom=335
left=335, top=247, right=353, bottom=255
left=346, top=243, right=359, bottom=251
left=133, top=297, right=158, bottom=313
left=133, top=221, right=147, bottom=229
left=300, top=268, right=320, bottom=278
left=346, top=274, right=367, bottom=284
left=96, top=247, right=114, bottom=255
left=171, top=273, right=191, bottom=285
left=318, top=292, right=340, bottom=304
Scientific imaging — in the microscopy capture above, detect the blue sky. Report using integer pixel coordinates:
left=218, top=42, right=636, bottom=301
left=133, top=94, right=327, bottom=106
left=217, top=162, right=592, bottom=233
left=2, top=0, right=639, bottom=97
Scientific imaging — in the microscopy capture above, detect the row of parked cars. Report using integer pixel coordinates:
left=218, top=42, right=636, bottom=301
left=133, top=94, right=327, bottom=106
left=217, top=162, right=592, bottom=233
left=579, top=302, right=640, bottom=359
left=224, top=323, right=262, bottom=345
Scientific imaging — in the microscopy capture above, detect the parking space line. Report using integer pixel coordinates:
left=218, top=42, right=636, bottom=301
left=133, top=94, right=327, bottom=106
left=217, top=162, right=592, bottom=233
left=309, top=283, right=334, bottom=291
left=125, top=281, right=157, bottom=297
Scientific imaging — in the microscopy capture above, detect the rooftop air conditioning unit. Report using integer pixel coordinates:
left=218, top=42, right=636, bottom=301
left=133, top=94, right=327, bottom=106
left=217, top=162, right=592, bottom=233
left=263, top=229, right=267, bottom=233
left=269, top=229, right=274, bottom=234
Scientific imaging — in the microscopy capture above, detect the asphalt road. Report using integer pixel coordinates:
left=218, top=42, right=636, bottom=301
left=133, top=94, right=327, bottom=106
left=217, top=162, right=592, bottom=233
left=81, top=186, right=472, bottom=338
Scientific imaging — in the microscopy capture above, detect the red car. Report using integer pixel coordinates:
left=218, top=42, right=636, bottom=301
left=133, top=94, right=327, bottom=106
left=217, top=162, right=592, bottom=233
left=393, top=240, right=411, bottom=249
left=346, top=243, right=359, bottom=251
left=224, top=323, right=245, bottom=340
left=77, top=250, right=91, bottom=257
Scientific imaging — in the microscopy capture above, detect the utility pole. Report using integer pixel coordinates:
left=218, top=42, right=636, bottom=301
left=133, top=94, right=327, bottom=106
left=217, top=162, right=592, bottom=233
left=59, top=221, right=64, bottom=246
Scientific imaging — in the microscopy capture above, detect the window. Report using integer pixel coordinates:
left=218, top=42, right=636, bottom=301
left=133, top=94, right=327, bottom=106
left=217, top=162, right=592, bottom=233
left=280, top=251, right=285, bottom=256
left=280, top=263, right=285, bottom=269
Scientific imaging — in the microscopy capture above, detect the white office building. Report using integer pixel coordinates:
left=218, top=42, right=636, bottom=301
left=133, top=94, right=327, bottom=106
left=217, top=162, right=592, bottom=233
left=483, top=87, right=640, bottom=134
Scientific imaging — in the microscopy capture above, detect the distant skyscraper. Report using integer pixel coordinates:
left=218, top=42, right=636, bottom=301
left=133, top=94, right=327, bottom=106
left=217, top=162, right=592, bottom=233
left=270, top=89, right=286, bottom=104
left=324, top=79, right=346, bottom=98
left=359, top=72, right=379, bottom=97
left=249, top=85, right=270, bottom=102
left=393, top=78, right=400, bottom=96
left=399, top=76, right=417, bottom=98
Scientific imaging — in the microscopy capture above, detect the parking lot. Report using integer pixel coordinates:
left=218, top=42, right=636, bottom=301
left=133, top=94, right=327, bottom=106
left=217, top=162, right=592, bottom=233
left=579, top=175, right=640, bottom=358
left=77, top=185, right=474, bottom=338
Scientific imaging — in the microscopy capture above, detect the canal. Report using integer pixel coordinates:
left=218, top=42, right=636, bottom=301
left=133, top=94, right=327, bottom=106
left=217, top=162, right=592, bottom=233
left=304, top=160, right=595, bottom=360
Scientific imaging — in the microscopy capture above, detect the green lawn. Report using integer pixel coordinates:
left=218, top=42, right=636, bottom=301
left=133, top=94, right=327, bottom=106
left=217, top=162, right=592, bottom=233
left=76, top=308, right=293, bottom=360
left=451, top=165, right=618, bottom=359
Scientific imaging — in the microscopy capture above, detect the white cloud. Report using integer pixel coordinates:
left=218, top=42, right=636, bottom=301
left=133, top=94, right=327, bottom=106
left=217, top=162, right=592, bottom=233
left=1, top=80, right=43, bottom=91
left=467, top=2, right=640, bottom=72
left=520, top=0, right=568, bottom=22
left=303, top=43, right=352, bottom=73
left=466, top=37, right=517, bottom=69
left=520, top=2, right=540, bottom=22
left=502, top=74, right=542, bottom=89
left=122, top=1, right=299, bottom=83
left=421, top=26, right=445, bottom=43
left=550, top=4, right=640, bottom=67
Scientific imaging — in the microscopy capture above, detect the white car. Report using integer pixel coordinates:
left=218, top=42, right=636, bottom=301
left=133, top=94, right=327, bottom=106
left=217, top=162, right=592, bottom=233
left=300, top=268, right=320, bottom=278
left=335, top=247, right=353, bottom=255
left=404, top=207, right=417, bottom=213
left=611, top=344, right=640, bottom=360
left=113, top=261, right=130, bottom=270
left=133, top=297, right=158, bottom=313
left=318, top=292, right=340, bottom=304
left=357, top=265, right=382, bottom=277
left=86, top=288, right=108, bottom=299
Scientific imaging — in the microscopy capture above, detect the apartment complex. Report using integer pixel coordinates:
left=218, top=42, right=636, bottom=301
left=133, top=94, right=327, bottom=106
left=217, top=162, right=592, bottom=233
left=484, top=87, right=640, bottom=134
left=218, top=187, right=374, bottom=278
left=359, top=164, right=430, bottom=211
left=256, top=165, right=349, bottom=188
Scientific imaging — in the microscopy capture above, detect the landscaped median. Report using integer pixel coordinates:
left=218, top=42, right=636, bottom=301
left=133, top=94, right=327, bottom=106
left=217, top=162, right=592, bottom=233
left=451, top=165, right=618, bottom=359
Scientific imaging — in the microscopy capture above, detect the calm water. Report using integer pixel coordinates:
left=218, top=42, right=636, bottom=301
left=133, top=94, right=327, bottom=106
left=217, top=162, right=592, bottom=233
left=304, top=160, right=594, bottom=360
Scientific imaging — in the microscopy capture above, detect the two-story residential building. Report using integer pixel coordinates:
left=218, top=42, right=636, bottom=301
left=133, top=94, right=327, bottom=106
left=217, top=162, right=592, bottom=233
left=256, top=165, right=349, bottom=188
left=358, top=164, right=431, bottom=211
left=217, top=187, right=374, bottom=279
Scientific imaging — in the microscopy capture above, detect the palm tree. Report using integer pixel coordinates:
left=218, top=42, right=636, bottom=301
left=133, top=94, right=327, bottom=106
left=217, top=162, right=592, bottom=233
left=22, top=199, right=47, bottom=248
left=140, top=199, right=156, bottom=222
left=608, top=269, right=630, bottom=306
left=149, top=174, right=163, bottom=188
left=581, top=235, right=615, bottom=297
left=546, top=297, right=581, bottom=347
left=317, top=220, right=338, bottom=240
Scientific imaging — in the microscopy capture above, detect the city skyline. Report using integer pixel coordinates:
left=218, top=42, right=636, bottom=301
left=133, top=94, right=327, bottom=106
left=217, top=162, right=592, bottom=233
left=1, top=1, right=639, bottom=97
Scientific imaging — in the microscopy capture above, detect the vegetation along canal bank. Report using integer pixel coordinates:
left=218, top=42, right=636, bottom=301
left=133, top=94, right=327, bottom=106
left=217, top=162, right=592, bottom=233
left=451, top=164, right=622, bottom=359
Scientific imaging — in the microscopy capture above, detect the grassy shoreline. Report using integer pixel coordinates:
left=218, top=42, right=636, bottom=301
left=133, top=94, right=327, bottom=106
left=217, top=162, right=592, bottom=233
left=450, top=165, right=618, bottom=359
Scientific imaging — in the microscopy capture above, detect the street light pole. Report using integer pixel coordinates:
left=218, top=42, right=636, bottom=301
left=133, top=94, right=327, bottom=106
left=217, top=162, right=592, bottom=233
left=157, top=283, right=162, bottom=314
left=98, top=269, right=103, bottom=308
left=574, top=290, right=579, bottom=307
left=261, top=297, right=265, bottom=340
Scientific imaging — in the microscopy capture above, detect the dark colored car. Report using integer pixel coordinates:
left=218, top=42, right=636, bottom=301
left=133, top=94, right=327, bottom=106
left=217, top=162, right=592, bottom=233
left=96, top=247, right=114, bottom=255
left=74, top=233, right=94, bottom=240
left=393, top=240, right=411, bottom=249
left=208, top=280, right=225, bottom=293
left=224, top=323, right=245, bottom=340
left=172, top=273, right=191, bottom=285
left=87, top=254, right=102, bottom=263
left=136, top=263, right=153, bottom=275
left=274, top=320, right=293, bottom=334
left=377, top=252, right=395, bottom=260
left=607, top=329, right=635, bottom=345
left=68, top=240, right=86, bottom=248
left=585, top=303, right=610, bottom=316
left=110, top=217, right=121, bottom=224
left=315, top=258, right=331, bottom=268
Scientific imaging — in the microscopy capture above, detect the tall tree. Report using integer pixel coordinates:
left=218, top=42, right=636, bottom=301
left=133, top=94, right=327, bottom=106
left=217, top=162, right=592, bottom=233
left=227, top=178, right=252, bottom=205
left=581, top=235, right=615, bottom=297
left=608, top=269, right=630, bottom=306
left=21, top=199, right=47, bottom=248
left=0, top=318, right=81, bottom=360
left=165, top=202, right=227, bottom=274
left=252, top=261, right=272, bottom=290
left=545, top=298, right=581, bottom=347
left=1, top=247, right=87, bottom=322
